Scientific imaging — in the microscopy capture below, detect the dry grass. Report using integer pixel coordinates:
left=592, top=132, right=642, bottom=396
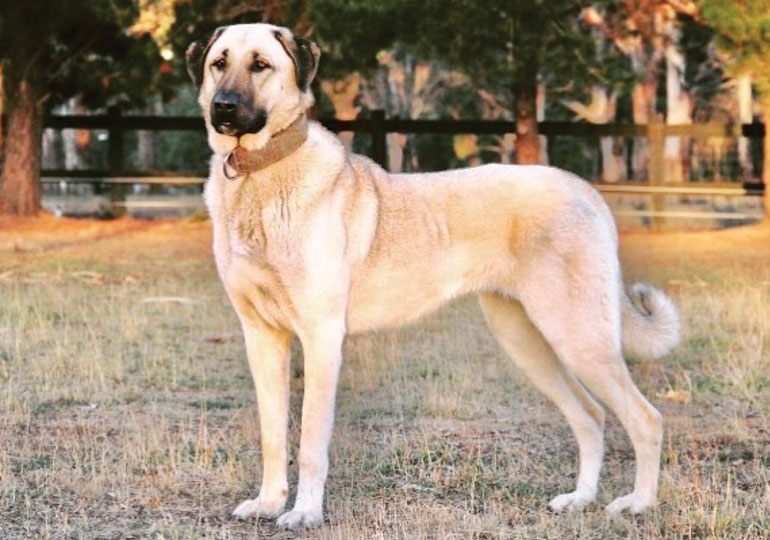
left=1, top=216, right=769, bottom=539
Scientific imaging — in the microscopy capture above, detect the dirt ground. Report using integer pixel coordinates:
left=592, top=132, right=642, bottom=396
left=2, top=212, right=767, bottom=261
left=3, top=213, right=769, bottom=287
left=1, top=214, right=769, bottom=539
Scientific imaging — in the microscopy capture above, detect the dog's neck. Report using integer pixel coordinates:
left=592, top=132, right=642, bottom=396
left=224, top=115, right=308, bottom=178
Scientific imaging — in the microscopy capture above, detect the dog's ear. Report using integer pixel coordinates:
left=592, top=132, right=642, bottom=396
left=273, top=30, right=321, bottom=91
left=186, top=27, right=227, bottom=86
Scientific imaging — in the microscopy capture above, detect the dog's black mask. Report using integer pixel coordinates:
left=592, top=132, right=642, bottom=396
left=210, top=90, right=267, bottom=136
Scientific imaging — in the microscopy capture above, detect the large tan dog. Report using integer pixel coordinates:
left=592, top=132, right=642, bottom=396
left=186, top=23, right=680, bottom=530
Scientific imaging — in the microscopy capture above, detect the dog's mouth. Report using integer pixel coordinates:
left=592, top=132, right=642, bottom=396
left=212, top=114, right=267, bottom=138
left=214, top=121, right=241, bottom=136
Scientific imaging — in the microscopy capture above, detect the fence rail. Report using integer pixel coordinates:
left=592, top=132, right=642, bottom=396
left=37, top=107, right=766, bottom=223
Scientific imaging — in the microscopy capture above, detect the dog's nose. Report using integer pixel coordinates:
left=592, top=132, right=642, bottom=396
left=210, top=89, right=266, bottom=136
left=213, top=91, right=239, bottom=113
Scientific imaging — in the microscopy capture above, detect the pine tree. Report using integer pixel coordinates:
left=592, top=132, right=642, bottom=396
left=308, top=0, right=613, bottom=165
left=0, top=1, right=170, bottom=215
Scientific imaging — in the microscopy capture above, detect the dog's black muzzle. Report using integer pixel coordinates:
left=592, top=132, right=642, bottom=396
left=211, top=90, right=266, bottom=136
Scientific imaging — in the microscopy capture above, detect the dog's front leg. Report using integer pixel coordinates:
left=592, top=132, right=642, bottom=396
left=232, top=317, right=292, bottom=520
left=276, top=321, right=345, bottom=530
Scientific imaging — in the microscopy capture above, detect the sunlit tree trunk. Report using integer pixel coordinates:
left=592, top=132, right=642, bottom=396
left=61, top=98, right=85, bottom=170
left=599, top=93, right=625, bottom=182
left=42, top=129, right=57, bottom=169
left=563, top=86, right=625, bottom=181
left=758, top=94, right=770, bottom=219
left=514, top=61, right=540, bottom=165
left=0, top=78, right=44, bottom=215
left=360, top=49, right=430, bottom=172
left=0, top=65, right=3, bottom=162
left=664, top=44, right=691, bottom=183
left=736, top=74, right=753, bottom=180
left=136, top=100, right=161, bottom=171
left=320, top=73, right=361, bottom=151
left=631, top=75, right=656, bottom=180
left=537, top=83, right=548, bottom=165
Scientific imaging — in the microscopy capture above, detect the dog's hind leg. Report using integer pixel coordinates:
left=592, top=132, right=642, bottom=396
left=515, top=253, right=663, bottom=515
left=479, top=292, right=606, bottom=512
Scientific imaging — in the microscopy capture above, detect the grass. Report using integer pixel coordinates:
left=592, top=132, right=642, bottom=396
left=1, top=216, right=769, bottom=539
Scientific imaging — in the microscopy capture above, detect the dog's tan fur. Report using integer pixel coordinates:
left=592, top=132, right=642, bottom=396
left=188, top=23, right=680, bottom=530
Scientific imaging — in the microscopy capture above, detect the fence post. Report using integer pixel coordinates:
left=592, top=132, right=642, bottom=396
left=107, top=106, right=126, bottom=217
left=647, top=113, right=665, bottom=231
left=370, top=109, right=388, bottom=171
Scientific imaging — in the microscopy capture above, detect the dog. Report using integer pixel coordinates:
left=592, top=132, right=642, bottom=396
left=186, top=23, right=680, bottom=530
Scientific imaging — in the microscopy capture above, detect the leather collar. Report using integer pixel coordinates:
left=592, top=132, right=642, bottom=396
left=223, top=115, right=308, bottom=179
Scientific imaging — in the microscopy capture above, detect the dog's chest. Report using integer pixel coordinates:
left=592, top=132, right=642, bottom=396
left=205, top=166, right=351, bottom=329
left=205, top=178, right=304, bottom=328
left=217, top=174, right=303, bottom=260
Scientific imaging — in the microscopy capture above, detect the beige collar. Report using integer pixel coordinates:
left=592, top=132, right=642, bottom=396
left=223, top=115, right=308, bottom=179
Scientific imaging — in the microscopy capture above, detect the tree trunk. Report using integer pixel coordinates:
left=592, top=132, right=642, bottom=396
left=664, top=45, right=691, bottom=184
left=563, top=86, right=625, bottom=181
left=762, top=97, right=770, bottom=222
left=62, top=98, right=86, bottom=170
left=736, top=74, right=753, bottom=180
left=0, top=78, right=44, bottom=215
left=514, top=63, right=540, bottom=165
left=0, top=65, right=4, bottom=162
left=137, top=98, right=163, bottom=173
left=537, top=83, right=548, bottom=165
left=321, top=73, right=361, bottom=152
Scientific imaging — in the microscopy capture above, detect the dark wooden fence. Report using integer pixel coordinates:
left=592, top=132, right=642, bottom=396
left=39, top=107, right=766, bottom=222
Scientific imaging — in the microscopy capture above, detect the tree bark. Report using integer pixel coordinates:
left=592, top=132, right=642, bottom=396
left=62, top=98, right=86, bottom=170
left=537, top=83, right=548, bottom=165
left=664, top=44, right=691, bottom=184
left=0, top=65, right=4, bottom=162
left=0, top=78, right=44, bottom=215
left=736, top=74, right=753, bottom=180
left=563, top=86, right=625, bottom=181
left=762, top=97, right=770, bottom=222
left=514, top=63, right=540, bottom=165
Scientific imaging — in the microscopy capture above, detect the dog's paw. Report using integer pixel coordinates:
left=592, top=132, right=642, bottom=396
left=548, top=490, right=596, bottom=512
left=605, top=493, right=654, bottom=515
left=276, top=508, right=323, bottom=530
left=232, top=496, right=286, bottom=520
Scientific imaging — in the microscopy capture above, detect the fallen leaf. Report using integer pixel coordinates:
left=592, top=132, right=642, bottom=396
left=656, top=389, right=691, bottom=404
left=202, top=332, right=240, bottom=344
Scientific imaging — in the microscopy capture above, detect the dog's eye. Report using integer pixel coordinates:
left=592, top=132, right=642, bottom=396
left=212, top=58, right=227, bottom=71
left=251, top=59, right=270, bottom=72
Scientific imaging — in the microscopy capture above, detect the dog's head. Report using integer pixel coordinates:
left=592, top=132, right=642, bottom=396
left=186, top=24, right=320, bottom=155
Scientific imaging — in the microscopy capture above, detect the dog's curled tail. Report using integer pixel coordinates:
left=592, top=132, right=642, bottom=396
left=621, top=283, right=680, bottom=360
